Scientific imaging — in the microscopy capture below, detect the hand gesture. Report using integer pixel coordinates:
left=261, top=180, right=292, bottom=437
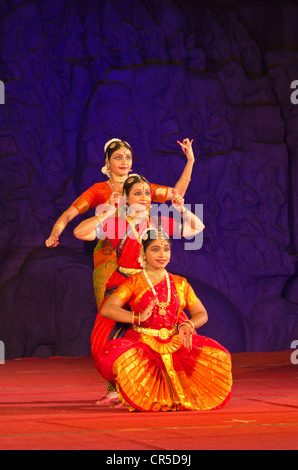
left=45, top=233, right=60, bottom=248
left=178, top=324, right=193, bottom=351
left=109, top=191, right=120, bottom=207
left=172, top=189, right=185, bottom=213
left=139, top=299, right=156, bottom=323
left=177, top=138, right=194, bottom=162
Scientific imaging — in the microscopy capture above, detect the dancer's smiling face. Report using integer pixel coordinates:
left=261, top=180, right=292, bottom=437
left=144, top=238, right=171, bottom=271
left=126, top=182, right=152, bottom=213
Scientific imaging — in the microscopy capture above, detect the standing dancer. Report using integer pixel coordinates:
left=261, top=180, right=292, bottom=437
left=46, top=138, right=195, bottom=308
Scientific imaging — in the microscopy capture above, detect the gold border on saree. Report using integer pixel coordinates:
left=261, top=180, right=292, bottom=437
left=118, top=266, right=142, bottom=275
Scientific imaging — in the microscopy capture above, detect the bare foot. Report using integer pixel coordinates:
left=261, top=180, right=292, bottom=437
left=95, top=391, right=118, bottom=405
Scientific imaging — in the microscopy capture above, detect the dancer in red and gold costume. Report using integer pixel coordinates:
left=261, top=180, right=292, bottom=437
left=46, top=138, right=195, bottom=308
left=95, top=228, right=232, bottom=412
left=74, top=174, right=204, bottom=362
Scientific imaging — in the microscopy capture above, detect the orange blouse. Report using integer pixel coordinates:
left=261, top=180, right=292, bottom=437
left=72, top=181, right=169, bottom=214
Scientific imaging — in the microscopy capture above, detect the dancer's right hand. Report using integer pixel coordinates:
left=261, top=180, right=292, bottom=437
left=45, top=233, right=60, bottom=248
left=109, top=191, right=120, bottom=207
left=139, top=300, right=156, bottom=323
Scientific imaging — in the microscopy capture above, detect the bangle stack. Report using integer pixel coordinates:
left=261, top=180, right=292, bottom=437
left=178, top=320, right=195, bottom=331
left=131, top=312, right=141, bottom=326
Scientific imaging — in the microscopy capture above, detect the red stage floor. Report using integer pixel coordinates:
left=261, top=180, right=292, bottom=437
left=0, top=351, right=297, bottom=450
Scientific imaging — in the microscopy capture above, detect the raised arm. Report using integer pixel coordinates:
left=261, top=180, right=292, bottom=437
left=166, top=138, right=195, bottom=199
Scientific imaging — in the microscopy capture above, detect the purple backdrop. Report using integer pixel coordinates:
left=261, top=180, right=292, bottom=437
left=0, top=0, right=298, bottom=359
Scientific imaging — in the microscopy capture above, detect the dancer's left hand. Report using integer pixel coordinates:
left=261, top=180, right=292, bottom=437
left=172, top=189, right=185, bottom=212
left=179, top=324, right=193, bottom=351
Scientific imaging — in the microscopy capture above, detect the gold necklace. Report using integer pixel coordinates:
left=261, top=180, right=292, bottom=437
left=143, top=269, right=171, bottom=316
left=109, top=178, right=124, bottom=192
left=145, top=269, right=166, bottom=280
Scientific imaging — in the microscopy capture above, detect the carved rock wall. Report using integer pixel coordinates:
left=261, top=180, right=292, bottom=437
left=0, top=0, right=297, bottom=357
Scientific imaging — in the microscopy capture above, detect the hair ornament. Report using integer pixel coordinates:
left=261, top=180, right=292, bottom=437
left=140, top=227, right=168, bottom=242
left=104, top=138, right=121, bottom=153
left=127, top=173, right=141, bottom=179
left=140, top=227, right=152, bottom=241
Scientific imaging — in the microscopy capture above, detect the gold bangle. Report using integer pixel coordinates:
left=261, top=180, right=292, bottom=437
left=54, top=223, right=64, bottom=230
left=182, top=176, right=191, bottom=182
left=132, top=312, right=140, bottom=325
left=178, top=320, right=194, bottom=331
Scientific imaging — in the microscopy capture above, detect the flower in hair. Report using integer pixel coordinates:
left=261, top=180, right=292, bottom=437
left=101, top=164, right=110, bottom=177
left=138, top=253, right=147, bottom=268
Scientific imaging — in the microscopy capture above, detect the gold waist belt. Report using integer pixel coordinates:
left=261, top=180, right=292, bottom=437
left=118, top=266, right=142, bottom=276
left=132, top=324, right=177, bottom=340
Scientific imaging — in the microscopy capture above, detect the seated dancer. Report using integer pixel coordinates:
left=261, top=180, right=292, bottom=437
left=73, top=174, right=204, bottom=404
left=95, top=228, right=233, bottom=412
left=46, top=138, right=195, bottom=308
